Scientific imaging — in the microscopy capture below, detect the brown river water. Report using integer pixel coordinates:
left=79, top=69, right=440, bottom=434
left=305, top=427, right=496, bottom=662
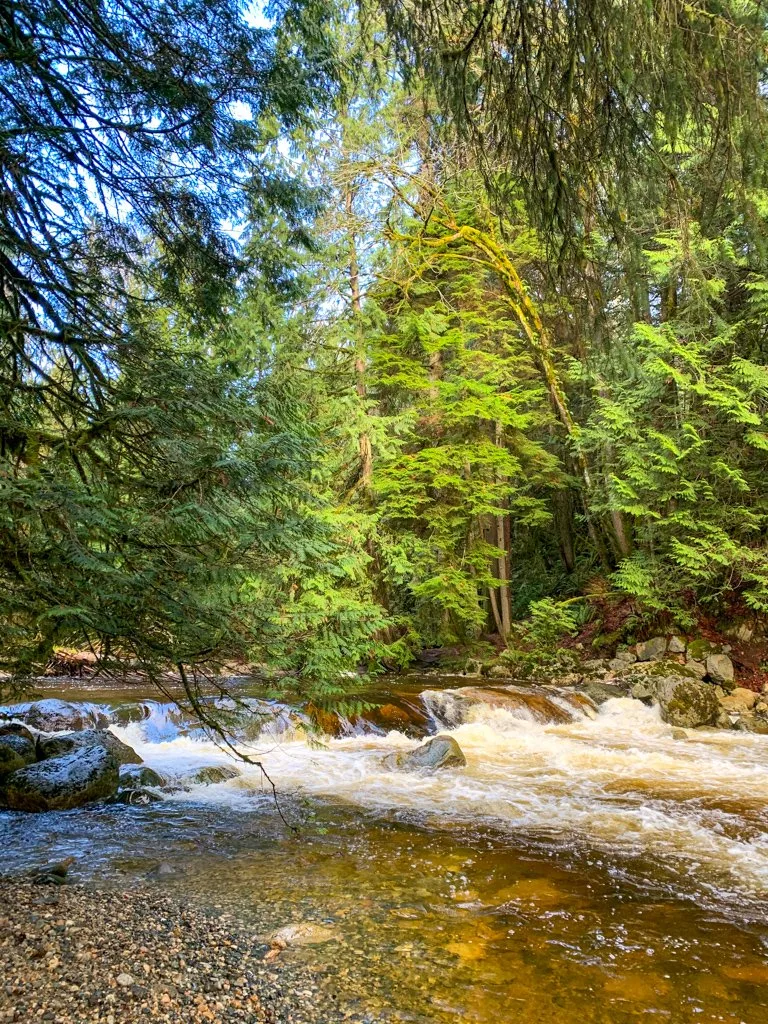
left=2, top=676, right=768, bottom=1023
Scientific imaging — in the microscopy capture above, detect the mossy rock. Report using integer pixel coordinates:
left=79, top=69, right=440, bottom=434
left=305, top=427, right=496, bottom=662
left=653, top=676, right=719, bottom=729
left=0, top=735, right=36, bottom=776
left=0, top=746, right=119, bottom=812
left=37, top=729, right=141, bottom=766
left=383, top=735, right=466, bottom=771
left=686, top=639, right=720, bottom=663
left=190, top=764, right=240, bottom=785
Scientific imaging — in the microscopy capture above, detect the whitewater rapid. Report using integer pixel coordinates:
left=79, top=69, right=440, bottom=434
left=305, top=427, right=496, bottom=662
left=112, top=691, right=768, bottom=906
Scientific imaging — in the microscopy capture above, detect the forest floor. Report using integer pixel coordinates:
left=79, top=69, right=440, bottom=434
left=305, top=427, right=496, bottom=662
left=0, top=880, right=328, bottom=1024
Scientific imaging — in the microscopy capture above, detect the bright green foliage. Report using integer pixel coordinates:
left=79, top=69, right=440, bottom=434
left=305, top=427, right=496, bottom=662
left=584, top=223, right=768, bottom=621
left=6, top=0, right=768, bottom=690
left=368, top=186, right=562, bottom=642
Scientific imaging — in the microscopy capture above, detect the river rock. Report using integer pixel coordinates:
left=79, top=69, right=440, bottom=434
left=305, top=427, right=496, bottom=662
left=383, top=735, right=466, bottom=771
left=578, top=681, right=626, bottom=705
left=0, top=734, right=36, bottom=775
left=270, top=922, right=338, bottom=948
left=706, top=654, right=735, bottom=688
left=614, top=650, right=637, bottom=665
left=3, top=699, right=109, bottom=733
left=582, top=659, right=610, bottom=677
left=37, top=728, right=141, bottom=766
left=0, top=722, right=36, bottom=743
left=668, top=636, right=686, bottom=654
left=652, top=674, right=720, bottom=728
left=636, top=637, right=667, bottom=662
left=608, top=658, right=631, bottom=673
left=718, top=687, right=757, bottom=712
left=0, top=745, right=119, bottom=812
left=119, top=764, right=166, bottom=789
left=686, top=659, right=707, bottom=679
left=189, top=764, right=240, bottom=785
left=735, top=716, right=768, bottom=735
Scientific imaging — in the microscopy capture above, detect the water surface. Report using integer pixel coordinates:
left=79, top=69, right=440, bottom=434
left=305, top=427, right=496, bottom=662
left=2, top=677, right=767, bottom=1023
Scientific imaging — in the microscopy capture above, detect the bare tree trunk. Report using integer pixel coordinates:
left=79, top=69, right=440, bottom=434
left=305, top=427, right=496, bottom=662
left=494, top=421, right=512, bottom=638
left=552, top=488, right=576, bottom=572
left=345, top=186, right=373, bottom=491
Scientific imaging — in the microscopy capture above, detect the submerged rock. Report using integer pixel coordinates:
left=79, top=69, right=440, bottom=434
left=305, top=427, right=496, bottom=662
left=0, top=745, right=119, bottom=812
left=37, top=728, right=141, bottom=766
left=118, top=764, right=166, bottom=789
left=270, top=922, right=338, bottom=948
left=189, top=764, right=240, bottom=785
left=3, top=699, right=109, bottom=733
left=443, top=686, right=576, bottom=725
left=0, top=734, right=36, bottom=775
left=112, top=787, right=161, bottom=806
left=383, top=735, right=466, bottom=771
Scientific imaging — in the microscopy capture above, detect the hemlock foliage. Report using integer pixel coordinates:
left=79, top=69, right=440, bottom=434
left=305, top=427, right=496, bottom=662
left=3, top=0, right=768, bottom=685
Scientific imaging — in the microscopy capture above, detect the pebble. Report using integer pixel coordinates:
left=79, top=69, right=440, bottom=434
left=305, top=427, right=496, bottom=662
left=0, top=880, right=327, bottom=1023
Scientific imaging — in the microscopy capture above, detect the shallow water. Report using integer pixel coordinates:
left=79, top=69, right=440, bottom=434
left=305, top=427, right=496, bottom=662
left=2, top=678, right=768, bottom=1023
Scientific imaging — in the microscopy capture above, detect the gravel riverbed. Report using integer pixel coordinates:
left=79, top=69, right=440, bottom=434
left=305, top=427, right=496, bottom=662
left=0, top=880, right=339, bottom=1024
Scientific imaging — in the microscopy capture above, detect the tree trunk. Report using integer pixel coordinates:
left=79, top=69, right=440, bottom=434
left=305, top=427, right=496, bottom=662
left=495, top=421, right=512, bottom=638
left=345, top=186, right=373, bottom=492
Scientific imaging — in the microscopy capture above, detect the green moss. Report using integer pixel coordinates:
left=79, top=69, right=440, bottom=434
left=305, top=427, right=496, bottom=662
left=686, top=639, right=718, bottom=662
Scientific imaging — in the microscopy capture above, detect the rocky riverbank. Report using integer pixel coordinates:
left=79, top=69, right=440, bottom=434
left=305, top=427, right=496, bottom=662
left=0, top=880, right=330, bottom=1024
left=463, top=633, right=768, bottom=733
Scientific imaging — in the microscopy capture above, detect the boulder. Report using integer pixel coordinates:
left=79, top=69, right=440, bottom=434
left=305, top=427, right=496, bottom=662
left=0, top=722, right=36, bottom=743
left=630, top=679, right=656, bottom=702
left=608, top=658, right=631, bottom=673
left=668, top=636, right=687, bottom=654
left=0, top=746, right=119, bottom=812
left=614, top=650, right=637, bottom=665
left=37, top=728, right=141, bottom=766
left=686, top=639, right=719, bottom=663
left=189, top=764, right=240, bottom=785
left=582, top=659, right=609, bottom=677
left=685, top=659, right=707, bottom=680
left=718, top=687, right=757, bottom=713
left=735, top=716, right=768, bottom=735
left=706, top=654, right=735, bottom=688
left=3, top=699, right=109, bottom=733
left=652, top=675, right=719, bottom=728
left=578, top=681, right=626, bottom=705
left=0, top=734, right=36, bottom=775
left=464, top=658, right=483, bottom=676
left=383, top=735, right=466, bottom=771
left=118, top=764, right=166, bottom=789
left=636, top=637, right=667, bottom=662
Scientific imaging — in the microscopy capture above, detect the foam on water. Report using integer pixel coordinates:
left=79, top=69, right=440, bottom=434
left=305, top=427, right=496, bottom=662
left=110, top=689, right=768, bottom=904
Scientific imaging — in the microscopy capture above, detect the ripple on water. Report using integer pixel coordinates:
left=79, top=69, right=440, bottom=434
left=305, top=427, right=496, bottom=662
left=2, top=681, right=768, bottom=1022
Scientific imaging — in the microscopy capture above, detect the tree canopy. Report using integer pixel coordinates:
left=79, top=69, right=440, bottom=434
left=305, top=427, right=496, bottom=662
left=3, top=0, right=768, bottom=688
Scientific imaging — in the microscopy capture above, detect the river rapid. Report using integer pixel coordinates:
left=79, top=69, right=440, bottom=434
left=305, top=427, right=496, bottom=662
left=2, top=676, right=768, bottom=1023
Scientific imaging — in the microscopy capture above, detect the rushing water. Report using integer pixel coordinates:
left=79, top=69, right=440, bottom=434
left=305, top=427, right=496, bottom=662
left=2, top=677, right=768, bottom=1023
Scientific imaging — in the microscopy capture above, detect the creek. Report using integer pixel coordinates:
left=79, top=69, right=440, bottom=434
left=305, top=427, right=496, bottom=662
left=2, top=676, right=768, bottom=1023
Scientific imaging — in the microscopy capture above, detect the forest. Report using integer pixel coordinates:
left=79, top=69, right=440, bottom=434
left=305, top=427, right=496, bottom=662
left=3, top=4, right=768, bottom=1024
left=4, top=0, right=768, bottom=696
